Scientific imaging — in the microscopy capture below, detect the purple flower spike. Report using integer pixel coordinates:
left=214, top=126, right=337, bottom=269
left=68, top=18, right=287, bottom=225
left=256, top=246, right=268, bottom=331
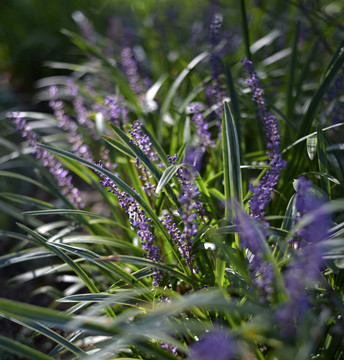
left=121, top=47, right=144, bottom=96
left=235, top=209, right=274, bottom=301
left=291, top=176, right=330, bottom=248
left=66, top=81, right=97, bottom=137
left=188, top=102, right=215, bottom=154
left=164, top=155, right=204, bottom=267
left=128, top=121, right=159, bottom=196
left=104, top=95, right=129, bottom=127
left=49, top=86, right=94, bottom=163
left=277, top=177, right=330, bottom=336
left=189, top=330, right=237, bottom=360
left=95, top=161, right=162, bottom=285
left=242, top=58, right=286, bottom=220
left=11, top=114, right=84, bottom=208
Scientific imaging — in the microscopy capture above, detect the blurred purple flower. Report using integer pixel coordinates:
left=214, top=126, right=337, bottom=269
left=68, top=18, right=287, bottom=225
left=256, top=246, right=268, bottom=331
left=184, top=146, right=203, bottom=173
left=104, top=95, right=129, bottom=127
left=292, top=176, right=330, bottom=248
left=11, top=114, right=84, bottom=208
left=189, top=330, right=237, bottom=360
left=49, top=86, right=94, bottom=163
left=242, top=58, right=286, bottom=220
left=235, top=209, right=274, bottom=301
left=277, top=177, right=330, bottom=336
left=206, top=13, right=228, bottom=122
left=66, top=81, right=97, bottom=138
left=121, top=47, right=145, bottom=96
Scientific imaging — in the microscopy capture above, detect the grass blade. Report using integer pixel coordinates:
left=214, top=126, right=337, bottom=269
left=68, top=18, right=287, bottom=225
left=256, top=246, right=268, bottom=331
left=317, top=124, right=331, bottom=197
left=0, top=335, right=55, bottom=360
left=156, top=164, right=184, bottom=194
left=16, top=223, right=117, bottom=318
left=222, top=101, right=243, bottom=219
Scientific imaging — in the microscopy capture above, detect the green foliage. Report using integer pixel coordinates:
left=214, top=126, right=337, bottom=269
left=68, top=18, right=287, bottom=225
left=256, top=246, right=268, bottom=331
left=1, top=1, right=344, bottom=359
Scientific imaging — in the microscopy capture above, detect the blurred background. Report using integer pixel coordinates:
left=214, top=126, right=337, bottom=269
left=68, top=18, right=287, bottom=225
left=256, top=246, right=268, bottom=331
left=0, top=0, right=216, bottom=111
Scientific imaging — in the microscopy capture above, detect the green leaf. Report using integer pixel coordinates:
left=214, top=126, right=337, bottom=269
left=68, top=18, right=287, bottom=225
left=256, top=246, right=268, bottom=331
left=0, top=170, right=49, bottom=191
left=3, top=317, right=85, bottom=356
left=160, top=51, right=209, bottom=117
left=116, top=255, right=192, bottom=284
left=317, top=124, right=331, bottom=197
left=0, top=335, right=55, bottom=360
left=0, top=248, right=53, bottom=268
left=223, top=59, right=242, bottom=152
left=0, top=298, right=119, bottom=335
left=63, top=235, right=144, bottom=255
left=222, top=101, right=243, bottom=219
left=159, top=51, right=209, bottom=139
left=306, top=134, right=317, bottom=160
left=0, top=192, right=55, bottom=209
left=141, top=124, right=170, bottom=167
left=49, top=242, right=147, bottom=288
left=102, top=135, right=136, bottom=158
left=16, top=223, right=118, bottom=318
left=156, top=164, right=184, bottom=194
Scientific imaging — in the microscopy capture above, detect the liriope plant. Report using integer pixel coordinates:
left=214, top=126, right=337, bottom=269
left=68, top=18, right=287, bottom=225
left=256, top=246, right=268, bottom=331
left=1, top=4, right=344, bottom=360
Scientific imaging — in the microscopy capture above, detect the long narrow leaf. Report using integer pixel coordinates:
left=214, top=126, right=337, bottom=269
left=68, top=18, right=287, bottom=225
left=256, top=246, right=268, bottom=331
left=156, top=164, right=184, bottom=194
left=0, top=335, right=55, bottom=360
left=222, top=101, right=243, bottom=219
left=15, top=224, right=118, bottom=318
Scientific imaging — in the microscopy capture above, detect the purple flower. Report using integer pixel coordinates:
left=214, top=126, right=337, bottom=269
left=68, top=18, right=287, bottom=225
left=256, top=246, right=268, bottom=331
left=187, top=103, right=215, bottom=154
left=291, top=177, right=330, bottom=248
left=49, top=86, right=94, bottom=163
left=276, top=243, right=324, bottom=336
left=10, top=114, right=84, bottom=208
left=161, top=214, right=189, bottom=263
left=121, top=47, right=145, bottom=96
left=66, top=81, right=97, bottom=138
left=188, top=330, right=237, bottom=360
left=209, top=13, right=224, bottom=79
left=128, top=121, right=158, bottom=162
left=128, top=121, right=158, bottom=196
left=206, top=14, right=228, bottom=122
left=235, top=209, right=274, bottom=301
left=242, top=58, right=286, bottom=220
left=95, top=161, right=162, bottom=285
left=104, top=95, right=129, bottom=127
left=184, top=147, right=203, bottom=173
left=165, top=155, right=204, bottom=268
left=277, top=177, right=330, bottom=336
